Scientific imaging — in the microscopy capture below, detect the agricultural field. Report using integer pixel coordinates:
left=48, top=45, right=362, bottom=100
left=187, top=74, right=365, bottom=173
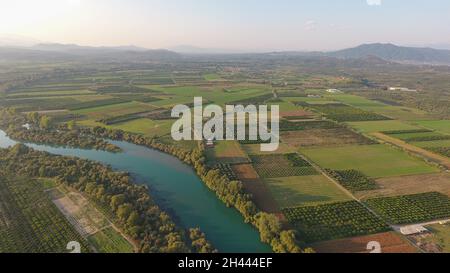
left=49, top=184, right=135, bottom=253
left=311, top=232, right=418, bottom=253
left=348, top=120, right=422, bottom=133
left=326, top=169, right=379, bottom=193
left=263, top=175, right=351, bottom=208
left=206, top=141, right=250, bottom=164
left=0, top=175, right=90, bottom=253
left=365, top=192, right=450, bottom=225
left=283, top=201, right=391, bottom=243
left=355, top=173, right=450, bottom=200
left=73, top=101, right=156, bottom=120
left=250, top=153, right=318, bottom=178
left=299, top=102, right=390, bottom=122
left=281, top=128, right=374, bottom=148
left=412, top=120, right=450, bottom=134
left=301, top=144, right=438, bottom=178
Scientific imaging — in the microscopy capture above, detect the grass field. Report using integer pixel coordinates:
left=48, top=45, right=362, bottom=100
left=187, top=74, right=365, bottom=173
left=264, top=175, right=351, bottom=208
left=87, top=227, right=134, bottom=253
left=412, top=120, right=450, bottom=134
left=301, top=144, right=438, bottom=178
left=347, top=120, right=421, bottom=133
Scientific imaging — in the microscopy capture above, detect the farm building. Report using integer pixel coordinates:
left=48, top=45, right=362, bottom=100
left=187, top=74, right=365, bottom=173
left=400, top=225, right=428, bottom=236
left=388, top=87, right=417, bottom=92
left=326, top=89, right=342, bottom=94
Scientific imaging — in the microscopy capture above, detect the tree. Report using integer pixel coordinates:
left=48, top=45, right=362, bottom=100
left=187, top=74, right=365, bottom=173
left=39, top=115, right=52, bottom=130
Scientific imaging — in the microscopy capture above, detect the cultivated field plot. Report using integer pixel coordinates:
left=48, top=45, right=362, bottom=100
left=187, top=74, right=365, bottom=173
left=300, top=102, right=390, bottom=122
left=241, top=143, right=295, bottom=155
left=412, top=120, right=450, bottom=135
left=279, top=120, right=340, bottom=131
left=50, top=186, right=134, bottom=253
left=311, top=232, right=418, bottom=253
left=301, top=144, right=438, bottom=178
left=365, top=192, right=450, bottom=225
left=73, top=101, right=156, bottom=120
left=347, top=120, right=422, bottom=133
left=0, top=175, right=90, bottom=253
left=264, top=175, right=351, bottom=208
left=281, top=128, right=374, bottom=148
left=206, top=141, right=250, bottom=164
left=326, top=169, right=379, bottom=193
left=250, top=154, right=318, bottom=178
left=329, top=94, right=431, bottom=120
left=283, top=201, right=390, bottom=243
left=231, top=164, right=279, bottom=213
left=355, top=173, right=450, bottom=200
left=387, top=131, right=450, bottom=143
left=87, top=227, right=134, bottom=253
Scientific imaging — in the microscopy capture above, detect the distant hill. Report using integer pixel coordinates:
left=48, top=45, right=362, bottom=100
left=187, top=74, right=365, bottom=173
left=0, top=43, right=180, bottom=62
left=327, top=43, right=450, bottom=65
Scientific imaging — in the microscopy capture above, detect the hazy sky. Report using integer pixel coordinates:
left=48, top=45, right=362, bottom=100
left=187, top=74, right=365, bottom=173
left=1, top=0, right=450, bottom=51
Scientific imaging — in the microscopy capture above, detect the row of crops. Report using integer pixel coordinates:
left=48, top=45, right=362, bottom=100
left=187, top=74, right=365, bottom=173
left=326, top=169, right=379, bottom=192
left=365, top=192, right=450, bottom=225
left=279, top=120, right=340, bottom=131
left=250, top=154, right=318, bottom=178
left=0, top=175, right=90, bottom=253
left=215, top=163, right=238, bottom=181
left=298, top=102, right=390, bottom=122
left=283, top=201, right=390, bottom=243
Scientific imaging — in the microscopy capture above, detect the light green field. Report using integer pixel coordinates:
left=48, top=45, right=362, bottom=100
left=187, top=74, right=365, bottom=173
left=412, top=120, right=450, bottom=134
left=264, top=175, right=351, bottom=208
left=79, top=118, right=173, bottom=138
left=411, top=140, right=450, bottom=148
left=203, top=74, right=222, bottom=81
left=347, top=120, right=421, bottom=133
left=88, top=227, right=134, bottom=253
left=268, top=101, right=299, bottom=112
left=329, top=94, right=430, bottom=120
left=301, top=144, right=438, bottom=178
left=390, top=131, right=444, bottom=140
left=74, top=101, right=156, bottom=119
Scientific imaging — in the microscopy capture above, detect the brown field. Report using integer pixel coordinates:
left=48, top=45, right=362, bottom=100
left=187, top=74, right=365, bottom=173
left=231, top=164, right=280, bottom=213
left=355, top=173, right=450, bottom=200
left=232, top=164, right=259, bottom=180
left=311, top=232, right=418, bottom=253
left=281, top=128, right=372, bottom=148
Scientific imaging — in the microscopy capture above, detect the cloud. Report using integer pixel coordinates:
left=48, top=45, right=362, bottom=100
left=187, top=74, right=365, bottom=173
left=367, top=0, right=382, bottom=6
left=304, top=20, right=317, bottom=31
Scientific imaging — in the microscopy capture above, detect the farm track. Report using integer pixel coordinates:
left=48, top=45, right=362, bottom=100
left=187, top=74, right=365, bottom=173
left=371, top=132, right=450, bottom=169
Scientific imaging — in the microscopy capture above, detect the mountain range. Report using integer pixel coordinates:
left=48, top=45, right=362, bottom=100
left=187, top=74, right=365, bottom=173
left=1, top=41, right=450, bottom=65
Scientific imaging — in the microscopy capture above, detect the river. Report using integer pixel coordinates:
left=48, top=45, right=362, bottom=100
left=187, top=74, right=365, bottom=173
left=0, top=129, right=271, bottom=253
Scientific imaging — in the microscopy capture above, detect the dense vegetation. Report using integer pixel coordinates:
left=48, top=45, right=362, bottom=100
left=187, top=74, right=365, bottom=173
left=365, top=192, right=450, bottom=225
left=0, top=109, right=121, bottom=152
